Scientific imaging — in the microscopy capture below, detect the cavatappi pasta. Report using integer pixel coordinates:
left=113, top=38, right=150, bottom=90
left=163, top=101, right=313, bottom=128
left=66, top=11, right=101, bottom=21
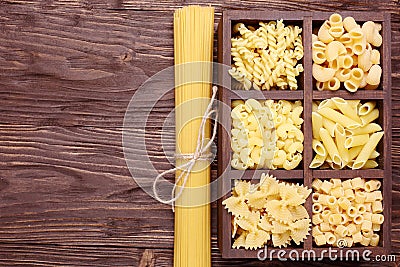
left=312, top=13, right=382, bottom=92
left=230, top=20, right=304, bottom=90
left=312, top=177, right=384, bottom=247
left=310, top=97, right=383, bottom=170
left=223, top=174, right=311, bottom=249
left=231, top=99, right=303, bottom=170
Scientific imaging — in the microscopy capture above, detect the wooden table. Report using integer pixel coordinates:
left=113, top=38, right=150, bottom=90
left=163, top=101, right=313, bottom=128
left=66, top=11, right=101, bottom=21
left=0, top=1, right=399, bottom=266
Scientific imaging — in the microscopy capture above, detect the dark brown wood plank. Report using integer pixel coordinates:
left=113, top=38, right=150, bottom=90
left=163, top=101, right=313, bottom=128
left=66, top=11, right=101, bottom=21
left=0, top=5, right=173, bottom=127
left=0, top=245, right=171, bottom=267
left=0, top=125, right=175, bottom=248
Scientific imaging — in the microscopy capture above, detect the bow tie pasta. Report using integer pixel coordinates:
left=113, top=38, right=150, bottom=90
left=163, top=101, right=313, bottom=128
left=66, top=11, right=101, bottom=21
left=222, top=174, right=311, bottom=249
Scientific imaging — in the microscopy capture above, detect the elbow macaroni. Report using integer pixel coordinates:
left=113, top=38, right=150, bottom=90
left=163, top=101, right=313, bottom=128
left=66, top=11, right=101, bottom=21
left=312, top=13, right=382, bottom=92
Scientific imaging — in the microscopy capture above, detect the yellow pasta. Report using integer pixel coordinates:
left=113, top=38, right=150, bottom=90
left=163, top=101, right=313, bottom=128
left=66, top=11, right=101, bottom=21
left=372, top=201, right=383, bottom=213
left=313, top=14, right=383, bottom=92
left=312, top=178, right=323, bottom=191
left=230, top=20, right=303, bottom=90
left=312, top=63, right=336, bottom=82
left=344, top=134, right=369, bottom=148
left=312, top=112, right=323, bottom=140
left=360, top=236, right=371, bottom=246
left=224, top=174, right=311, bottom=249
left=343, top=16, right=358, bottom=32
left=353, top=131, right=383, bottom=169
left=335, top=68, right=351, bottom=82
left=231, top=99, right=303, bottom=170
left=325, top=232, right=336, bottom=245
left=318, top=21, right=334, bottom=43
left=318, top=107, right=361, bottom=129
left=358, top=49, right=372, bottom=72
left=335, top=225, right=348, bottom=237
left=337, top=54, right=353, bottom=69
left=314, top=234, right=327, bottom=246
left=312, top=177, right=384, bottom=247
left=326, top=41, right=346, bottom=62
left=370, top=49, right=380, bottom=64
left=370, top=234, right=380, bottom=246
left=371, top=214, right=384, bottom=224
left=312, top=98, right=383, bottom=170
left=334, top=124, right=350, bottom=165
left=365, top=180, right=381, bottom=192
left=330, top=186, right=344, bottom=198
left=366, top=64, right=382, bottom=86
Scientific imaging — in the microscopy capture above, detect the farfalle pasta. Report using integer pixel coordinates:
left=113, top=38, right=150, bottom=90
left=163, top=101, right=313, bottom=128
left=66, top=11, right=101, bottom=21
left=230, top=20, right=304, bottom=90
left=312, top=13, right=382, bottom=92
left=312, top=177, right=384, bottom=247
left=223, top=174, right=311, bottom=249
left=231, top=99, right=303, bottom=170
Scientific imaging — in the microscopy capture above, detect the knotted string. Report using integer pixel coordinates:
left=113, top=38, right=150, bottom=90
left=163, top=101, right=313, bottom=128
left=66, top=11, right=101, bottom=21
left=153, top=86, right=218, bottom=211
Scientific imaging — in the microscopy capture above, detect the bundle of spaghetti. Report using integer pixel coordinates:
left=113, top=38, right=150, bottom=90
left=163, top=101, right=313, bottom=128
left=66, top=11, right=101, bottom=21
left=173, top=5, right=214, bottom=267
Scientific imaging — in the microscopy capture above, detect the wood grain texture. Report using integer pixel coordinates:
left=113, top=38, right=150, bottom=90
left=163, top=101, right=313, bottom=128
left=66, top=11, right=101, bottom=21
left=0, top=0, right=399, bottom=266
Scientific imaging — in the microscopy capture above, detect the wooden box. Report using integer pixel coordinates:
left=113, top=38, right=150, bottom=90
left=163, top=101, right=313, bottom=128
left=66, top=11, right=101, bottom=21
left=217, top=11, right=392, bottom=259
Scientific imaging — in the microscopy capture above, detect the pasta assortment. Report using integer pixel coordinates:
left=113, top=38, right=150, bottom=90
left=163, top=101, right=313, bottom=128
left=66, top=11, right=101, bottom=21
left=221, top=13, right=389, bottom=256
left=310, top=97, right=384, bottom=170
left=231, top=99, right=304, bottom=170
left=312, top=13, right=382, bottom=92
left=312, top=178, right=384, bottom=247
left=230, top=20, right=304, bottom=90
left=222, top=174, right=311, bottom=249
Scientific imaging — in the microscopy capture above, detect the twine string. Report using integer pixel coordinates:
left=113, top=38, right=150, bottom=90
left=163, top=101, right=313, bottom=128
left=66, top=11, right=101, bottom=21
left=152, top=86, right=218, bottom=210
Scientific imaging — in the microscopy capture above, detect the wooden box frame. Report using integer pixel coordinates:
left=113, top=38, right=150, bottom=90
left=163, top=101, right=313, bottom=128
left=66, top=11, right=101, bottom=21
left=217, top=11, right=392, bottom=259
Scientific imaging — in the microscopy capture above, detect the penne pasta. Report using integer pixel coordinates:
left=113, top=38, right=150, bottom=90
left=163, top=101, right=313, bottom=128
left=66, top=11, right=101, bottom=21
left=331, top=97, right=361, bottom=123
left=312, top=112, right=323, bottom=140
left=318, top=107, right=361, bottom=129
left=360, top=108, right=379, bottom=125
left=319, top=128, right=341, bottom=165
left=352, top=131, right=384, bottom=169
left=358, top=101, right=376, bottom=116
left=344, top=134, right=369, bottom=148
left=348, top=123, right=382, bottom=135
left=309, top=154, right=327, bottom=168
left=334, top=123, right=349, bottom=165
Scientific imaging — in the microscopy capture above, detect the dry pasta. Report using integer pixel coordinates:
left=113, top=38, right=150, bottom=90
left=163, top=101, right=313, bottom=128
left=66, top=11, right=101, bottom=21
left=312, top=177, right=384, bottom=247
left=310, top=98, right=383, bottom=170
left=230, top=20, right=303, bottom=90
left=223, top=174, right=311, bottom=249
left=173, top=6, right=214, bottom=267
left=231, top=99, right=303, bottom=170
left=312, top=13, right=382, bottom=92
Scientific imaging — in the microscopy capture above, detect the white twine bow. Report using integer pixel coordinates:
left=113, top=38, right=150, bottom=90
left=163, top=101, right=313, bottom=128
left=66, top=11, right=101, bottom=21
left=152, top=86, right=218, bottom=211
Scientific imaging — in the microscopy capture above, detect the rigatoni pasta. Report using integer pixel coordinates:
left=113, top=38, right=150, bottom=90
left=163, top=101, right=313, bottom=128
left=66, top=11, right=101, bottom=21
left=310, top=97, right=383, bottom=170
left=312, top=177, right=384, bottom=247
left=312, top=13, right=383, bottom=92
